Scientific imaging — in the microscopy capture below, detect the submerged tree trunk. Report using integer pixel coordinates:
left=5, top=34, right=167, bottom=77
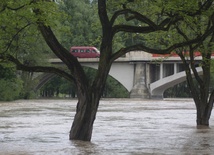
left=196, top=104, right=210, bottom=126
left=189, top=77, right=213, bottom=127
left=69, top=91, right=100, bottom=141
left=69, top=58, right=110, bottom=141
left=197, top=91, right=214, bottom=126
left=178, top=46, right=214, bottom=128
left=69, top=85, right=110, bottom=141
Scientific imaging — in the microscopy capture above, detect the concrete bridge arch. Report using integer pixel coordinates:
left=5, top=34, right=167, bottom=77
left=150, top=67, right=203, bottom=98
left=35, top=61, right=135, bottom=92
left=34, top=73, right=56, bottom=91
left=35, top=56, right=205, bottom=98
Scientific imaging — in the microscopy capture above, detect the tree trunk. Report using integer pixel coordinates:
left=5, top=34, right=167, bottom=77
left=69, top=92, right=99, bottom=141
left=196, top=110, right=209, bottom=126
left=196, top=101, right=213, bottom=126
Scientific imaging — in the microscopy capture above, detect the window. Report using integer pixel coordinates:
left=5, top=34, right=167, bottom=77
left=86, top=49, right=90, bottom=53
left=72, top=49, right=78, bottom=53
left=80, top=49, right=84, bottom=53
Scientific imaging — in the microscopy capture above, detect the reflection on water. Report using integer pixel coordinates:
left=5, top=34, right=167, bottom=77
left=0, top=99, right=214, bottom=154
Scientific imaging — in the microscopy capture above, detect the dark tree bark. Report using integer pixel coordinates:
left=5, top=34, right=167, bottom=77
left=69, top=94, right=97, bottom=140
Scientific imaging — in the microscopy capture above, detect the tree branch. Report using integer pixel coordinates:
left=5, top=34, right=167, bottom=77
left=110, top=0, right=214, bottom=36
left=175, top=26, right=204, bottom=85
left=111, top=24, right=214, bottom=61
left=110, top=9, right=158, bottom=29
left=3, top=23, right=32, bottom=53
left=112, top=25, right=159, bottom=34
left=1, top=54, right=76, bottom=83
left=0, top=0, right=35, bottom=13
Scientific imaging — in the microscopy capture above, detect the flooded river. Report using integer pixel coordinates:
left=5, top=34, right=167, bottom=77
left=0, top=99, right=214, bottom=155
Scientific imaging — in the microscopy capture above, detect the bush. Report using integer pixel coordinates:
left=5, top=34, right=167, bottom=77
left=0, top=79, right=23, bottom=101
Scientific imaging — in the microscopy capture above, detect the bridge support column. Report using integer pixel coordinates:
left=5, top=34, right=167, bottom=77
left=130, top=63, right=150, bottom=98
left=174, top=63, right=177, bottom=74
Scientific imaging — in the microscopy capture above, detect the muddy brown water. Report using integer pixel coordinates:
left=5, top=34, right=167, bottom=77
left=0, top=99, right=214, bottom=155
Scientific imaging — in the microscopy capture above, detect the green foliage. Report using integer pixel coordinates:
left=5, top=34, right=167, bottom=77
left=210, top=60, right=214, bottom=86
left=0, top=64, right=23, bottom=101
left=106, top=0, right=214, bottom=53
left=0, top=3, right=59, bottom=79
left=0, top=79, right=23, bottom=101
left=19, top=72, right=38, bottom=99
left=164, top=81, right=191, bottom=98
left=40, top=76, right=75, bottom=98
left=60, top=0, right=101, bottom=48
left=0, top=0, right=61, bottom=54
left=0, top=1, right=65, bottom=99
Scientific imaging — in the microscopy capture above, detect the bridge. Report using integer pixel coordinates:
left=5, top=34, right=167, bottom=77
left=37, top=51, right=204, bottom=99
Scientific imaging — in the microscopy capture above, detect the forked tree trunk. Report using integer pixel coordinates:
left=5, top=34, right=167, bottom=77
left=183, top=59, right=213, bottom=127
left=68, top=44, right=112, bottom=141
left=69, top=92, right=100, bottom=141
left=196, top=92, right=214, bottom=126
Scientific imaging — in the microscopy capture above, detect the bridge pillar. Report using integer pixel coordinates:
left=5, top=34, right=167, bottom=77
left=160, top=63, right=163, bottom=79
left=174, top=63, right=177, bottom=74
left=130, top=63, right=150, bottom=98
